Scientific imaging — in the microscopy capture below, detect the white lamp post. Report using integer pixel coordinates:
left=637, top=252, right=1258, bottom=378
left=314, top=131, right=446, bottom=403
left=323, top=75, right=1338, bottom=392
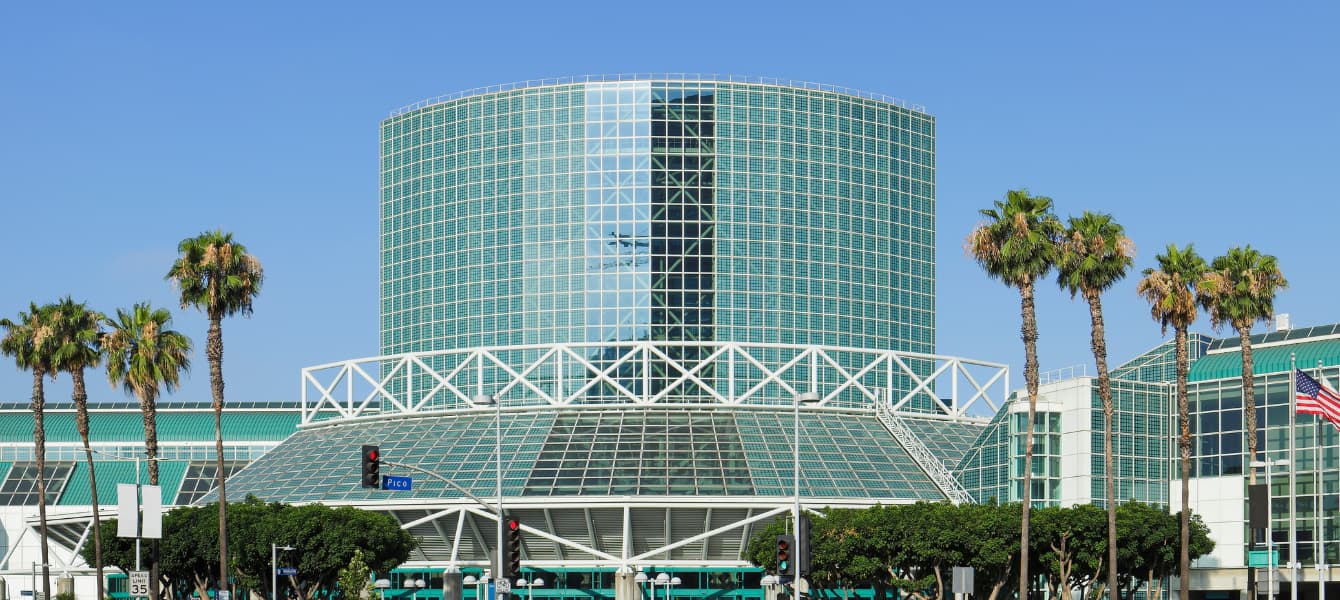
left=271, top=544, right=296, bottom=600
left=412, top=578, right=426, bottom=600
left=374, top=579, right=391, bottom=600
left=1252, top=459, right=1290, bottom=600
left=654, top=572, right=669, bottom=600
left=665, top=576, right=681, bottom=600
left=794, top=391, right=820, bottom=573
left=516, top=577, right=544, bottom=600
left=634, top=572, right=652, bottom=600
left=474, top=393, right=504, bottom=588
left=463, top=575, right=487, bottom=600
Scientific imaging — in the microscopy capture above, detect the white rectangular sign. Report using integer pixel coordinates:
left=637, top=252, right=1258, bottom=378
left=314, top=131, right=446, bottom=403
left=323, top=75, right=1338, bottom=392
left=141, top=486, right=162, bottom=539
left=117, top=484, right=138, bottom=537
left=129, top=571, right=150, bottom=598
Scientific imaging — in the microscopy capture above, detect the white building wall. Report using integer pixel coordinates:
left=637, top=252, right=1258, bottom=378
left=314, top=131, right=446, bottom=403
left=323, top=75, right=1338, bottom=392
left=0, top=506, right=101, bottom=600
left=1169, top=475, right=1246, bottom=569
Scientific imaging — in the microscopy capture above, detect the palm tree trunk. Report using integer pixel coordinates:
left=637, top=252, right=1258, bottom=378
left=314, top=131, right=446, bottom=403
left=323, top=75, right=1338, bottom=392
left=1085, top=290, right=1119, bottom=600
left=1176, top=326, right=1191, bottom=600
left=72, top=368, right=106, bottom=600
left=1239, top=325, right=1257, bottom=485
left=32, top=369, right=52, bottom=600
left=140, top=390, right=161, bottom=600
left=1020, top=280, right=1039, bottom=600
left=208, top=315, right=230, bottom=597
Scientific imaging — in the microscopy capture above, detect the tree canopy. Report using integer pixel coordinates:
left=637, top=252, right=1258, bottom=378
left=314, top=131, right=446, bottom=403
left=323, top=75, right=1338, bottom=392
left=744, top=502, right=1212, bottom=600
left=85, top=496, right=416, bottom=600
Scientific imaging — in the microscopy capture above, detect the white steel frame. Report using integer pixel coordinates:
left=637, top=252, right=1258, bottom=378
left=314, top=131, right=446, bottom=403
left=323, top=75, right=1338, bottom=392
left=300, top=341, right=1009, bottom=425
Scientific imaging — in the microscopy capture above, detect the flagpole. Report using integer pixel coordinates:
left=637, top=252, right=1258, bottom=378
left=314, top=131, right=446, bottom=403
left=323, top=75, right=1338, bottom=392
left=1289, top=353, right=1298, bottom=600
left=1317, top=360, right=1326, bottom=600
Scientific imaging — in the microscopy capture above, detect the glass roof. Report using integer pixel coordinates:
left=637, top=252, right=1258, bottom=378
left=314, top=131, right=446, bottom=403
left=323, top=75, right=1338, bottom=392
left=214, top=407, right=958, bottom=504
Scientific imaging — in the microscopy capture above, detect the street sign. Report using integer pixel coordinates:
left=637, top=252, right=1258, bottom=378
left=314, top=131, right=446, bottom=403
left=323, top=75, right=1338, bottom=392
left=952, top=566, right=975, bottom=594
left=495, top=579, right=512, bottom=594
left=382, top=475, right=413, bottom=491
left=277, top=567, right=298, bottom=576
left=21, top=591, right=33, bottom=597
left=1248, top=550, right=1279, bottom=567
left=219, top=591, right=231, bottom=600
left=129, top=571, right=150, bottom=597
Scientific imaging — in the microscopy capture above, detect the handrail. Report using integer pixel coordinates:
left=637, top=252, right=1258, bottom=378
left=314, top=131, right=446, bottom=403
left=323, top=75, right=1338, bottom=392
left=874, top=394, right=975, bottom=504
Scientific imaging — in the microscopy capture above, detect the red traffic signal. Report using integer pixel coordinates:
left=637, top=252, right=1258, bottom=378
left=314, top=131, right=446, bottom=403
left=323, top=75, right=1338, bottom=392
left=361, top=445, right=381, bottom=489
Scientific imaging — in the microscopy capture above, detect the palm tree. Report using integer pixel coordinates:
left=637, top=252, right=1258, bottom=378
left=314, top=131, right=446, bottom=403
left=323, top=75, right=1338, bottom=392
left=966, top=189, right=1062, bottom=599
left=1, top=303, right=57, bottom=600
left=50, top=297, right=108, bottom=600
left=1136, top=243, right=1207, bottom=600
left=1056, top=211, right=1134, bottom=600
left=1197, top=246, right=1287, bottom=486
left=167, top=230, right=264, bottom=596
left=103, top=303, right=192, bottom=600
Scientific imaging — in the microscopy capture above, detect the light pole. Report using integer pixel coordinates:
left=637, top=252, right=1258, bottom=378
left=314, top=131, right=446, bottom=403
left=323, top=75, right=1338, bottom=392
left=793, top=391, right=820, bottom=571
left=374, top=579, right=391, bottom=600
left=516, top=577, right=543, bottom=600
left=1252, top=459, right=1290, bottom=600
left=665, top=576, right=680, bottom=600
left=271, top=544, right=296, bottom=600
left=474, top=393, right=504, bottom=590
left=413, top=578, right=426, bottom=600
left=654, top=572, right=669, bottom=600
left=463, top=575, right=482, bottom=600
left=31, top=562, right=49, bottom=600
left=633, top=572, right=652, bottom=600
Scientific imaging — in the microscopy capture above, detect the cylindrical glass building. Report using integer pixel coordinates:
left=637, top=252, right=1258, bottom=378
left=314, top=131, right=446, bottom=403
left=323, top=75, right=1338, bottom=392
left=379, top=76, right=935, bottom=358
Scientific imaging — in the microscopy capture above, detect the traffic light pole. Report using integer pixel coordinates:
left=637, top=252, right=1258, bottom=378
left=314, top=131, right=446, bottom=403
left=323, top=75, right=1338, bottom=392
left=378, top=458, right=501, bottom=517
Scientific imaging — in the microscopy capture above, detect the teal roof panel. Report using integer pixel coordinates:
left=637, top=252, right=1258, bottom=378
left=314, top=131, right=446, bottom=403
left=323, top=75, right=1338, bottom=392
left=1188, top=338, right=1340, bottom=382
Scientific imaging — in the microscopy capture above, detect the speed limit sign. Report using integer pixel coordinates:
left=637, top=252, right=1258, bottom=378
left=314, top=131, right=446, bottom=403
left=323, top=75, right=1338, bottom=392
left=129, top=572, right=150, bottom=598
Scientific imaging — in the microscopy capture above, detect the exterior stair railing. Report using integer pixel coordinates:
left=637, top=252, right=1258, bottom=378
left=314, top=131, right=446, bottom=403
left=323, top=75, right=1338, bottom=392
left=874, top=392, right=975, bottom=504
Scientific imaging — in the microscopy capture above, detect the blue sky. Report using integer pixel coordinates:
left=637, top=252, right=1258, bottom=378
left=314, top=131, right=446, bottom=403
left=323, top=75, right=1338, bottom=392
left=1, top=2, right=1336, bottom=404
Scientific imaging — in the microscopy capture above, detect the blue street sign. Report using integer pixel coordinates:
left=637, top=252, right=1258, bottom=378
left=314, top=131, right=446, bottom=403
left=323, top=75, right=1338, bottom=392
left=277, top=567, right=298, bottom=577
left=382, top=475, right=412, bottom=491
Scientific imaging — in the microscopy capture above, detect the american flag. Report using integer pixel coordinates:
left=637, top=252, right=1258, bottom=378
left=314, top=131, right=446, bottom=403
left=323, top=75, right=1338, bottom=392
left=1295, top=369, right=1340, bottom=431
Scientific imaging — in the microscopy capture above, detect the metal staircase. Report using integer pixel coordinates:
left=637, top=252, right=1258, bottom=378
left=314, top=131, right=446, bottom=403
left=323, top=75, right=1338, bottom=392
left=874, top=394, right=975, bottom=504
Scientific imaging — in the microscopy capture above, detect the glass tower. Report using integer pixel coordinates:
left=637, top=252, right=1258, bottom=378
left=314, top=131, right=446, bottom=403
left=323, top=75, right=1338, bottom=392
left=378, top=76, right=935, bottom=363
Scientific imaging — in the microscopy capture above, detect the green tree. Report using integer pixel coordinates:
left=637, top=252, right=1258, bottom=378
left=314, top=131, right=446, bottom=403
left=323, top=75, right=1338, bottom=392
left=167, top=230, right=265, bottom=597
left=102, top=302, right=192, bottom=600
left=967, top=189, right=1063, bottom=598
left=49, top=297, right=109, bottom=600
left=86, top=498, right=415, bottom=600
left=1056, top=211, right=1134, bottom=599
left=1115, top=503, right=1214, bottom=600
left=337, top=549, right=373, bottom=600
left=960, top=502, right=1021, bottom=600
left=1135, top=243, right=1207, bottom=600
left=1032, top=504, right=1106, bottom=600
left=1197, top=246, right=1287, bottom=485
left=1, top=302, right=57, bottom=600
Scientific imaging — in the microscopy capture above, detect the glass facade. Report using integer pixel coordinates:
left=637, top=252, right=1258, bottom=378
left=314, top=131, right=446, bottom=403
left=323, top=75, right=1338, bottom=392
left=379, top=77, right=936, bottom=387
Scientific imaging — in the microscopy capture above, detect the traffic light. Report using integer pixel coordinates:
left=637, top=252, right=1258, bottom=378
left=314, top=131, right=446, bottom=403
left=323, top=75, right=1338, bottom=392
left=776, top=533, right=795, bottom=577
left=506, top=515, right=522, bottom=579
left=360, top=445, right=381, bottom=488
left=797, top=515, right=812, bottom=577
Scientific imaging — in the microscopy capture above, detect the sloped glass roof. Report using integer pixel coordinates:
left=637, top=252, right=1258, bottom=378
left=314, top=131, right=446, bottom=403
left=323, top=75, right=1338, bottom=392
left=215, top=407, right=956, bottom=504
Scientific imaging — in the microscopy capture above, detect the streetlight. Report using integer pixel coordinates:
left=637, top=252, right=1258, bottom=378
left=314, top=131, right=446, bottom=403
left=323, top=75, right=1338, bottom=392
left=654, top=572, right=670, bottom=600
left=463, top=575, right=483, bottom=600
left=374, top=579, right=391, bottom=600
left=31, top=562, right=50, bottom=600
left=474, top=393, right=504, bottom=587
left=665, top=576, right=680, bottom=600
left=516, top=577, right=544, bottom=600
left=794, top=391, right=820, bottom=561
left=634, top=572, right=653, bottom=600
left=1252, top=459, right=1290, bottom=600
left=412, top=578, right=426, bottom=600
left=271, top=544, right=296, bottom=600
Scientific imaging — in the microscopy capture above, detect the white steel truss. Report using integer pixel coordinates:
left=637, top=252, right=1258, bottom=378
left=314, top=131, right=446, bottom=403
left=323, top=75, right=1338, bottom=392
left=300, top=341, right=1009, bottom=425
